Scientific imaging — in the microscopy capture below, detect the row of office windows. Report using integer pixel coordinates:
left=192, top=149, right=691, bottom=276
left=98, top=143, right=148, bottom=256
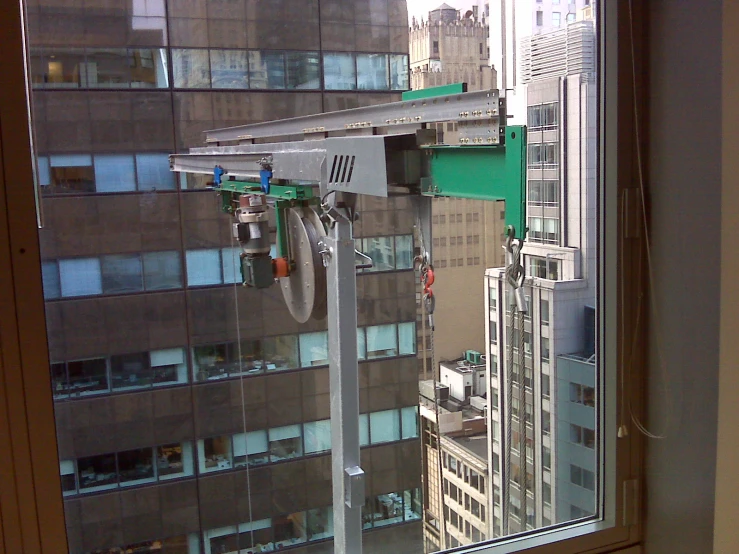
left=77, top=488, right=422, bottom=554
left=196, top=406, right=419, bottom=475
left=51, top=322, right=416, bottom=398
left=30, top=47, right=410, bottom=92
left=41, top=235, right=413, bottom=300
left=432, top=235, right=481, bottom=247
left=431, top=212, right=482, bottom=225
left=60, top=406, right=418, bottom=497
left=204, top=490, right=422, bottom=554
left=37, top=153, right=174, bottom=194
left=433, top=257, right=483, bottom=269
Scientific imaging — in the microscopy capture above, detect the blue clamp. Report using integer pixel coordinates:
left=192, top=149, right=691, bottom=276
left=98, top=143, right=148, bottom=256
left=213, top=165, right=225, bottom=187
left=260, top=168, right=273, bottom=194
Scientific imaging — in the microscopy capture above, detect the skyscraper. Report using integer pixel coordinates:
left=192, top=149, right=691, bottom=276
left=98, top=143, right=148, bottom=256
left=485, top=14, right=597, bottom=533
left=27, top=1, right=425, bottom=552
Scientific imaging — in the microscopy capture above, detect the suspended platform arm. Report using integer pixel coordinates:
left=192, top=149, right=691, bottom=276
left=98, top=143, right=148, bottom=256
left=169, top=87, right=528, bottom=554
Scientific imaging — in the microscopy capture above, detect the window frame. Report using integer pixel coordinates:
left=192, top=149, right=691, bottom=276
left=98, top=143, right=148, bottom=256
left=0, top=1, right=641, bottom=553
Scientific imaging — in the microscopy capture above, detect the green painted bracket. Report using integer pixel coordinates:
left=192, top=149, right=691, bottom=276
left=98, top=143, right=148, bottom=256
left=402, top=82, right=468, bottom=101
left=421, top=125, right=527, bottom=239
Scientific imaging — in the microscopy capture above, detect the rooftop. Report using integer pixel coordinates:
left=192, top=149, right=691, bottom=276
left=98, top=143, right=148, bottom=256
left=451, top=433, right=488, bottom=462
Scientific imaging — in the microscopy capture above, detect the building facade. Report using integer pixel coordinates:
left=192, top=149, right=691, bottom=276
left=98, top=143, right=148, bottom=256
left=484, top=16, right=597, bottom=534
left=419, top=354, right=491, bottom=551
left=409, top=3, right=505, bottom=372
left=27, top=1, right=426, bottom=553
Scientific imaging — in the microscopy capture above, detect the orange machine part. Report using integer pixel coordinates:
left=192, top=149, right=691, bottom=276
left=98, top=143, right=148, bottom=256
left=272, top=256, right=290, bottom=278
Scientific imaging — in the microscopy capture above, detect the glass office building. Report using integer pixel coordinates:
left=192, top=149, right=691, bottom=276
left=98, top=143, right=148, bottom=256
left=26, top=1, right=423, bottom=552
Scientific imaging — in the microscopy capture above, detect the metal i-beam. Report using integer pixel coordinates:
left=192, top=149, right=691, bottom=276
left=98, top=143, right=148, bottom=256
left=204, top=89, right=504, bottom=144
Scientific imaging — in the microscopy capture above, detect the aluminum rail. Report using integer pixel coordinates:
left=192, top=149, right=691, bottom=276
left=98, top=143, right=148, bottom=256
left=204, top=89, right=504, bottom=143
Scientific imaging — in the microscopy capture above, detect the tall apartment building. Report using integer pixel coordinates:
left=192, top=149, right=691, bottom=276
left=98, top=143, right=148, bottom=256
left=484, top=17, right=597, bottom=533
left=408, top=3, right=505, bottom=370
left=27, top=1, right=426, bottom=553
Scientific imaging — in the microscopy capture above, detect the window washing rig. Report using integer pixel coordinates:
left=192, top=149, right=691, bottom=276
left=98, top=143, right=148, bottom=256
left=170, top=85, right=528, bottom=554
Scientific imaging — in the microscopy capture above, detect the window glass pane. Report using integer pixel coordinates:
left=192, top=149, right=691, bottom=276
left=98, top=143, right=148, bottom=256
left=303, top=419, right=331, bottom=454
left=401, top=406, right=418, bottom=439
left=41, top=260, right=60, bottom=299
left=285, top=51, right=320, bottom=89
left=248, top=51, right=285, bottom=89
left=118, top=447, right=155, bottom=486
left=307, top=506, right=333, bottom=541
left=172, top=48, right=210, bottom=88
left=299, top=331, right=328, bottom=366
left=363, top=236, right=395, bottom=271
left=394, top=235, right=413, bottom=269
left=356, top=54, right=388, bottom=90
left=66, top=358, right=108, bottom=395
left=366, top=324, right=398, bottom=358
left=398, top=322, right=416, bottom=355
left=369, top=491, right=404, bottom=527
left=185, top=249, right=222, bottom=286
left=150, top=347, right=188, bottom=385
left=233, top=430, right=269, bottom=467
left=136, top=153, right=175, bottom=190
left=130, top=48, right=169, bottom=88
left=264, top=334, right=299, bottom=371
left=78, top=453, right=117, bottom=492
left=209, top=49, right=248, bottom=89
left=111, top=352, right=149, bottom=390
left=269, top=424, right=302, bottom=461
left=221, top=246, right=242, bottom=284
left=39, top=48, right=86, bottom=87
left=359, top=413, right=370, bottom=446
left=59, top=258, right=102, bottom=297
left=84, top=48, right=130, bottom=88
left=36, top=156, right=50, bottom=187
left=389, top=54, right=409, bottom=90
left=60, top=460, right=77, bottom=495
left=101, top=254, right=143, bottom=294
left=323, top=53, right=356, bottom=90
left=273, top=512, right=307, bottom=547
left=93, top=154, right=136, bottom=193
left=49, top=154, right=95, bottom=193
left=142, top=250, right=182, bottom=290
left=157, top=442, right=194, bottom=480
left=369, top=409, right=400, bottom=444
left=198, top=436, right=232, bottom=473
left=357, top=327, right=366, bottom=360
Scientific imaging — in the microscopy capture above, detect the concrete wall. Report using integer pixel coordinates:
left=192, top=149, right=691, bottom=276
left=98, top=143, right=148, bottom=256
left=643, top=1, right=722, bottom=552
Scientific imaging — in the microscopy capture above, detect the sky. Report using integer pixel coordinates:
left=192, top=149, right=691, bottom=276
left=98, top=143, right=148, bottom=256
left=405, top=0, right=483, bottom=24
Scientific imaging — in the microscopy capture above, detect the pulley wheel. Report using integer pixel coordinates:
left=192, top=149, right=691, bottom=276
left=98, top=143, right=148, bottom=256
left=279, top=207, right=327, bottom=323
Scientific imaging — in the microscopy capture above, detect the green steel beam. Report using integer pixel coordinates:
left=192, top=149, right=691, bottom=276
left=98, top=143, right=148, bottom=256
left=401, top=83, right=468, bottom=101
left=422, top=125, right=527, bottom=239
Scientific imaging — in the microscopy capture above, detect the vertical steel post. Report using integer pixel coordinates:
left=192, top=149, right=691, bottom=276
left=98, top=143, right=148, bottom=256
left=326, top=210, right=364, bottom=554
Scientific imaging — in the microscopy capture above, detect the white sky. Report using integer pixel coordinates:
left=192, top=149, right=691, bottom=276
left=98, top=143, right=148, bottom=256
left=405, top=0, right=483, bottom=24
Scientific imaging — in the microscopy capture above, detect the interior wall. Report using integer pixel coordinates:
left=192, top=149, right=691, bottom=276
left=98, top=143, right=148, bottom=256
left=643, top=1, right=722, bottom=552
left=714, top=2, right=739, bottom=553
